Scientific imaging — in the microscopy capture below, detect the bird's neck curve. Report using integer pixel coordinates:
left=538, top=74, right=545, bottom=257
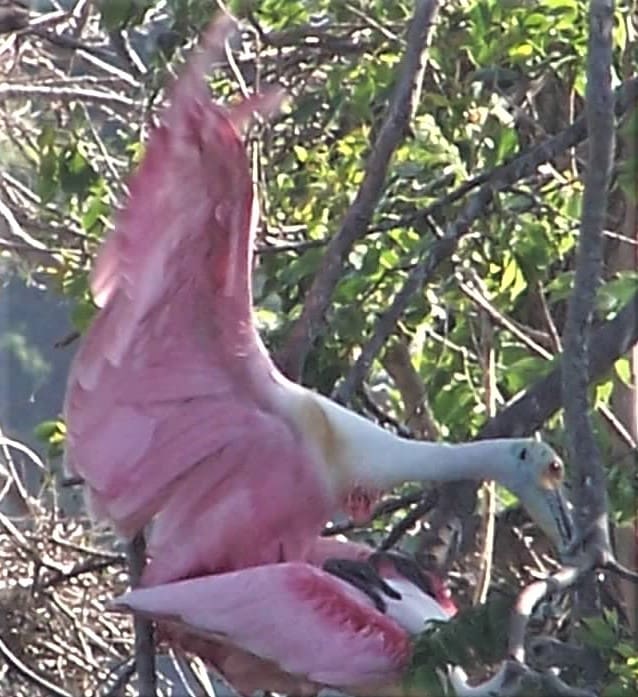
left=307, top=393, right=523, bottom=491
left=360, top=437, right=521, bottom=490
left=278, top=388, right=526, bottom=497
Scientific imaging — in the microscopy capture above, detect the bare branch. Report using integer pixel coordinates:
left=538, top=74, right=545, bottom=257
left=277, top=0, right=440, bottom=379
left=561, top=0, right=616, bottom=616
left=382, top=338, right=440, bottom=439
left=0, top=83, right=136, bottom=108
left=126, top=534, right=157, bottom=697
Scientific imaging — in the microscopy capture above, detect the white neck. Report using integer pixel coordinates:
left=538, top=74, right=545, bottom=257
left=307, top=392, right=523, bottom=492
left=360, top=437, right=520, bottom=489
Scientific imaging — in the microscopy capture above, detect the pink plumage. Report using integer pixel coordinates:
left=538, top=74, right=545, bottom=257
left=63, top=18, right=339, bottom=584
left=113, top=539, right=457, bottom=695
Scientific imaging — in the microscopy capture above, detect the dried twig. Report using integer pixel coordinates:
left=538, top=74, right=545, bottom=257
left=0, top=635, right=73, bottom=697
left=0, top=83, right=136, bottom=108
left=473, top=316, right=497, bottom=606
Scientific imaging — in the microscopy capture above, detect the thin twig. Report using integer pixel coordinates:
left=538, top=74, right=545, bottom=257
left=380, top=490, right=439, bottom=551
left=0, top=83, right=136, bottom=108
left=0, top=635, right=73, bottom=697
left=321, top=490, right=425, bottom=536
left=536, top=280, right=563, bottom=352
left=126, top=533, right=157, bottom=697
left=458, top=278, right=553, bottom=360
left=40, top=556, right=126, bottom=590
left=473, top=315, right=496, bottom=606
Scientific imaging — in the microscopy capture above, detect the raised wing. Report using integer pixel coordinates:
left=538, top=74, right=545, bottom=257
left=113, top=562, right=411, bottom=687
left=63, top=20, right=329, bottom=582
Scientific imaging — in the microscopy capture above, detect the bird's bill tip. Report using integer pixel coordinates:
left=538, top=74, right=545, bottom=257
left=520, top=484, right=574, bottom=554
left=545, top=487, right=574, bottom=553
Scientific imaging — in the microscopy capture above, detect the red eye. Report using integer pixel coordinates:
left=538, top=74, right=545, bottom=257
left=547, top=460, right=563, bottom=477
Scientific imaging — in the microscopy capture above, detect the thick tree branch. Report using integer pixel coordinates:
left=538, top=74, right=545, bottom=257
left=277, top=0, right=440, bottom=380
left=561, top=0, right=615, bottom=618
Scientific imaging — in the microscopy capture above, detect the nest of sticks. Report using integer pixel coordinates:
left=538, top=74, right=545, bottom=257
left=0, top=492, right=136, bottom=697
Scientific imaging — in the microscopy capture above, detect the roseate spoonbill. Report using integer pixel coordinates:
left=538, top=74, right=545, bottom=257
left=63, top=17, right=572, bottom=587
left=112, top=547, right=522, bottom=697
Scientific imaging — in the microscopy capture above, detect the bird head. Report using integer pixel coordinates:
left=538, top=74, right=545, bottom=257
left=499, top=441, right=573, bottom=554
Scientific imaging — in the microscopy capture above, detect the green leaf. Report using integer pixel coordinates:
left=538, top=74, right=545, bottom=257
left=71, top=298, right=98, bottom=333
left=37, top=149, right=59, bottom=204
left=614, top=358, right=632, bottom=387
left=509, top=42, right=534, bottom=58
left=595, top=379, right=613, bottom=407
left=500, top=256, right=517, bottom=292
left=34, top=420, right=63, bottom=441
left=504, top=356, right=551, bottom=393
left=293, top=145, right=308, bottom=163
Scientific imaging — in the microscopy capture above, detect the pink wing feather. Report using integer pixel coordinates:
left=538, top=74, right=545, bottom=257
left=63, top=19, right=332, bottom=583
left=113, top=562, right=411, bottom=687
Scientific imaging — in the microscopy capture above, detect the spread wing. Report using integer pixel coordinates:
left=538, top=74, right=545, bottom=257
left=63, top=19, right=328, bottom=582
left=113, top=562, right=411, bottom=687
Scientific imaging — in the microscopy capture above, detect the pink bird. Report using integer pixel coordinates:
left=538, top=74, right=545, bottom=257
left=113, top=538, right=526, bottom=697
left=63, top=17, right=572, bottom=588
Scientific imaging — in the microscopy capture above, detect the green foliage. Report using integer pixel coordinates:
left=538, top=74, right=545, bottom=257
left=33, top=419, right=67, bottom=459
left=99, top=0, right=154, bottom=31
left=407, top=590, right=515, bottom=692
left=577, top=610, right=638, bottom=697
